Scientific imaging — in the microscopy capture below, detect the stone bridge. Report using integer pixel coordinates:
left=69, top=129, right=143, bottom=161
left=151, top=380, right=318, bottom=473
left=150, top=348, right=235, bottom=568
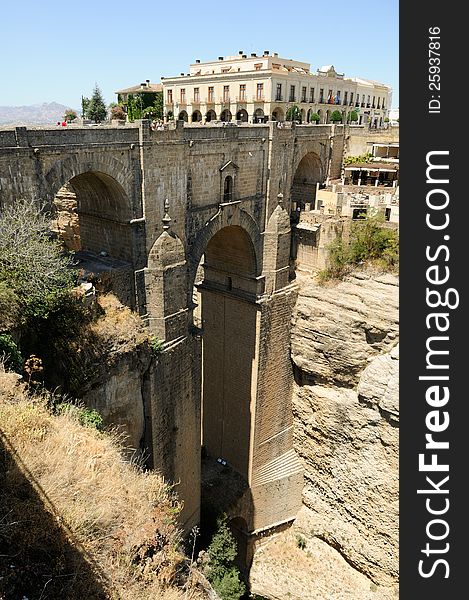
left=0, top=121, right=344, bottom=535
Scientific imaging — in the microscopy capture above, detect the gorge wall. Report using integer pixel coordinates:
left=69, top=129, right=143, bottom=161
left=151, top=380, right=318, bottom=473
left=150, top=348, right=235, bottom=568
left=250, top=270, right=399, bottom=599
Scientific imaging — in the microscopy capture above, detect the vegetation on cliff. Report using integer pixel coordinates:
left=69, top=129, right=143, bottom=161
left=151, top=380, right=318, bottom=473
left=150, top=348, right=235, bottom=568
left=0, top=373, right=210, bottom=599
left=319, top=214, right=399, bottom=282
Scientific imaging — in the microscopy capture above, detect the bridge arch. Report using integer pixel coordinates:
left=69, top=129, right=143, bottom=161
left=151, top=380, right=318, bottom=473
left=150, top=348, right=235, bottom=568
left=291, top=150, right=324, bottom=214
left=45, top=157, right=136, bottom=263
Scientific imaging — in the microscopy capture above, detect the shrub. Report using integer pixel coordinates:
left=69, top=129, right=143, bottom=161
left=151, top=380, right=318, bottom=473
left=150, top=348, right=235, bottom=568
left=347, top=110, right=359, bottom=122
left=330, top=110, right=342, bottom=123
left=64, top=109, right=77, bottom=122
left=212, top=568, right=246, bottom=600
left=309, top=112, right=320, bottom=123
left=150, top=336, right=163, bottom=356
left=295, top=534, right=306, bottom=550
left=110, top=105, right=126, bottom=120
left=0, top=333, right=22, bottom=373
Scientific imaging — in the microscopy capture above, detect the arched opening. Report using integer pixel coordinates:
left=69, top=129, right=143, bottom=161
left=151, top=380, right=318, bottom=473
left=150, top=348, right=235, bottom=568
left=196, top=225, right=258, bottom=482
left=51, top=170, right=134, bottom=304
left=271, top=106, right=284, bottom=122
left=220, top=109, right=232, bottom=122
left=300, top=108, right=305, bottom=123
left=192, top=110, right=202, bottom=122
left=178, top=110, right=188, bottom=122
left=236, top=109, right=248, bottom=122
left=253, top=108, right=264, bottom=123
left=206, top=109, right=216, bottom=122
left=306, top=108, right=312, bottom=123
left=317, top=109, right=323, bottom=123
left=290, top=152, right=323, bottom=218
left=325, top=109, right=330, bottom=123
left=223, top=175, right=233, bottom=202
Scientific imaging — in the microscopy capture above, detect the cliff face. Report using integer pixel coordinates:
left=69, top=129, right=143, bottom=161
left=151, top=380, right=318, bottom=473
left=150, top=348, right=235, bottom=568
left=250, top=271, right=399, bottom=599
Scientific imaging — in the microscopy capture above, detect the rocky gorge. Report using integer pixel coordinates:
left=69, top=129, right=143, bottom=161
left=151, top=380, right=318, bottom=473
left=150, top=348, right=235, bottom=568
left=250, top=270, right=399, bottom=599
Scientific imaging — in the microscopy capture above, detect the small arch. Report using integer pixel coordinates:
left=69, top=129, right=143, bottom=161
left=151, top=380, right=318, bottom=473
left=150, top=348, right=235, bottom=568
left=220, top=109, right=232, bottom=122
left=205, top=109, right=216, bottom=122
left=192, top=110, right=202, bottom=122
left=291, top=152, right=323, bottom=215
left=254, top=108, right=264, bottom=123
left=300, top=109, right=305, bottom=123
left=223, top=175, right=233, bottom=202
left=325, top=110, right=330, bottom=123
left=178, top=110, right=188, bottom=122
left=236, top=109, right=248, bottom=122
left=271, top=106, right=284, bottom=122
left=306, top=108, right=312, bottom=123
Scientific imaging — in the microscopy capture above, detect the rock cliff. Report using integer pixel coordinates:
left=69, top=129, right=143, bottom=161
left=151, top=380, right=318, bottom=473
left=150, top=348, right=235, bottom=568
left=250, top=271, right=399, bottom=599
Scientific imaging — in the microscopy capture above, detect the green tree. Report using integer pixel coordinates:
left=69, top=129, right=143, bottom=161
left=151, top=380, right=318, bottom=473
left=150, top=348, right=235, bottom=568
left=206, top=515, right=246, bottom=600
left=153, top=91, right=163, bottom=119
left=81, top=96, right=90, bottom=118
left=330, top=110, right=342, bottom=123
left=347, top=110, right=359, bottom=123
left=64, top=109, right=77, bottom=123
left=286, top=104, right=302, bottom=122
left=87, top=84, right=107, bottom=123
left=309, top=112, right=320, bottom=123
left=126, top=94, right=138, bottom=121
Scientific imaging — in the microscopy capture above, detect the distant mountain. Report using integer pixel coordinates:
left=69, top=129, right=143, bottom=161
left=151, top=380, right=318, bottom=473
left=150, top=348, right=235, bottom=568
left=0, top=102, right=80, bottom=126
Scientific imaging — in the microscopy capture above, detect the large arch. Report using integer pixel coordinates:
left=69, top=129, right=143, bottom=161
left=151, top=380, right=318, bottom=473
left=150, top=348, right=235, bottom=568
left=178, top=110, right=188, bottom=122
left=253, top=108, right=264, bottom=123
left=290, top=151, right=323, bottom=214
left=197, top=224, right=258, bottom=481
left=45, top=159, right=135, bottom=264
left=192, top=110, right=202, bottom=122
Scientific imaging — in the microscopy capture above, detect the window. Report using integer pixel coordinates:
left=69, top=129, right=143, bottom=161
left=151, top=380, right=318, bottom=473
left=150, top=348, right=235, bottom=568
left=310, top=88, right=314, bottom=103
left=382, top=98, right=386, bottom=109
left=350, top=92, right=354, bottom=105
left=367, top=95, right=370, bottom=106
left=167, top=89, right=173, bottom=103
left=208, top=86, right=214, bottom=102
left=344, top=91, right=348, bottom=105
left=221, top=67, right=230, bottom=73
left=239, top=84, right=246, bottom=100
left=377, top=97, right=381, bottom=109
left=223, top=85, right=229, bottom=102
left=301, top=86, right=307, bottom=102
left=319, top=88, right=324, bottom=103
left=254, top=63, right=262, bottom=70
left=180, top=88, right=185, bottom=103
left=336, top=91, right=341, bottom=104
left=362, top=94, right=365, bottom=105
left=328, top=89, right=333, bottom=104
left=257, top=83, right=264, bottom=100
left=372, top=95, right=376, bottom=107
left=194, top=87, right=199, bottom=102
left=276, top=83, right=282, bottom=101
left=223, top=175, right=233, bottom=202
left=289, top=85, right=296, bottom=102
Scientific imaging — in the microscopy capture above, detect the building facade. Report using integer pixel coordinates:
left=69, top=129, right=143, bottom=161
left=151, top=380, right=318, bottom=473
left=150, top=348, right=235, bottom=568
left=161, top=51, right=392, bottom=126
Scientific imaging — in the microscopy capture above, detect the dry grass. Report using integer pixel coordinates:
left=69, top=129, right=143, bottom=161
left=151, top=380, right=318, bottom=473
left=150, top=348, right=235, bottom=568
left=0, top=374, right=207, bottom=600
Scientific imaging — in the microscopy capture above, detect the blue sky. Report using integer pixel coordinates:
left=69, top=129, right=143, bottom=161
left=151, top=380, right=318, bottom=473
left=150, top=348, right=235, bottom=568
left=1, top=0, right=398, bottom=109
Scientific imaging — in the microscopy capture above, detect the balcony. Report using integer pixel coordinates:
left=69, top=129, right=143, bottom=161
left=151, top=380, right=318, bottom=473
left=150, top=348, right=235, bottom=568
left=361, top=103, right=365, bottom=107
left=252, top=96, right=265, bottom=102
left=275, top=95, right=283, bottom=102
left=290, top=97, right=297, bottom=103
left=179, top=100, right=187, bottom=107
left=165, top=100, right=174, bottom=106
left=219, top=96, right=231, bottom=104
left=206, top=97, right=215, bottom=105
left=367, top=103, right=371, bottom=108
left=236, top=96, right=247, bottom=103
left=192, top=98, right=200, bottom=105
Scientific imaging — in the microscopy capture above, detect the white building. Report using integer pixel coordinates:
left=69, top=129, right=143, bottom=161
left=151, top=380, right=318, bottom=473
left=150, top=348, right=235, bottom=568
left=161, top=51, right=392, bottom=126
